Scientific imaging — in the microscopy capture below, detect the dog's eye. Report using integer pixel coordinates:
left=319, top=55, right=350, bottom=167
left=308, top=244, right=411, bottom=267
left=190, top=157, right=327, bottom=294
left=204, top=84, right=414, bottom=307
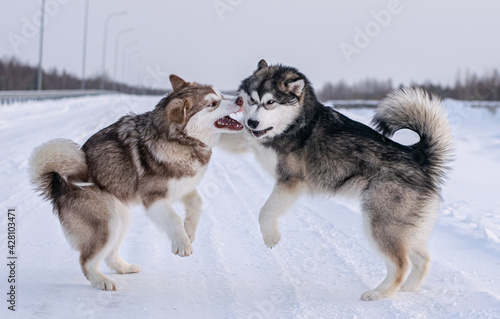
left=267, top=100, right=275, bottom=105
left=249, top=97, right=255, bottom=104
left=207, top=101, right=218, bottom=108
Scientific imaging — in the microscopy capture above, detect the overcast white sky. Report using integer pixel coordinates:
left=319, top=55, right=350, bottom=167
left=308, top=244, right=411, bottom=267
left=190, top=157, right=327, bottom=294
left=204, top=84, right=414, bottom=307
left=1, top=0, right=499, bottom=91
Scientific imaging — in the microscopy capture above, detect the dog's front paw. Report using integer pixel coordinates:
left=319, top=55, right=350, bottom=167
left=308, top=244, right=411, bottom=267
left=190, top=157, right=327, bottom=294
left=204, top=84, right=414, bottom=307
left=260, top=223, right=281, bottom=248
left=171, top=235, right=193, bottom=257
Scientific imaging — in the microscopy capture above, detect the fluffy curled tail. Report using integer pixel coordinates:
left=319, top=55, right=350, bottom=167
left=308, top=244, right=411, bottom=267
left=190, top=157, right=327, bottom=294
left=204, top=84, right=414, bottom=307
left=28, top=139, right=88, bottom=204
left=372, top=88, right=455, bottom=188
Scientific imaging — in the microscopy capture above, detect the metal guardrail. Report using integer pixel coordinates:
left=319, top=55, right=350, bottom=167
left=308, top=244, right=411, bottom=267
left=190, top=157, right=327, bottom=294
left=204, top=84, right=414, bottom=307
left=2, top=91, right=499, bottom=110
left=462, top=100, right=500, bottom=108
left=325, top=99, right=500, bottom=109
left=0, top=90, right=118, bottom=105
left=325, top=100, right=380, bottom=108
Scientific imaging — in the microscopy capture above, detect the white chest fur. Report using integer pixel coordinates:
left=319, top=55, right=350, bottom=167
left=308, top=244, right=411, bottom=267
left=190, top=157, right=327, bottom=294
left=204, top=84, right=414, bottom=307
left=251, top=142, right=278, bottom=178
left=166, top=164, right=208, bottom=202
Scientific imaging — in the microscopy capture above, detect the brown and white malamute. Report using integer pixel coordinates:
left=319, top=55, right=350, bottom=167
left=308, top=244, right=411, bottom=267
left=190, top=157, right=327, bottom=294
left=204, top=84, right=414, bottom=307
left=29, top=75, right=243, bottom=290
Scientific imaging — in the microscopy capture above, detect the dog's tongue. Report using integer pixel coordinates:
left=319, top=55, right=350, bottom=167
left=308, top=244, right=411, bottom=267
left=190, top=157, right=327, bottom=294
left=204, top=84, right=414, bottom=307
left=215, top=116, right=243, bottom=131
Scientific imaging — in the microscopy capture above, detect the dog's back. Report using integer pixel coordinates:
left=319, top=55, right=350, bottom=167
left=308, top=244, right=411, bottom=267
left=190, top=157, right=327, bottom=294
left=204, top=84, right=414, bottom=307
left=82, top=115, right=142, bottom=201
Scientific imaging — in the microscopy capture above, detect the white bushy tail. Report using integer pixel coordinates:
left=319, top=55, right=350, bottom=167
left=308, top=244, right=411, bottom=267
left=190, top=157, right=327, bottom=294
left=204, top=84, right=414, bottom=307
left=372, top=88, right=455, bottom=188
left=28, top=139, right=88, bottom=202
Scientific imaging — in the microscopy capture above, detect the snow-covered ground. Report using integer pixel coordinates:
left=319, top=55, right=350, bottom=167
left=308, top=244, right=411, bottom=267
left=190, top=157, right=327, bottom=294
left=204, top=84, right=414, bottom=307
left=1, top=95, right=499, bottom=319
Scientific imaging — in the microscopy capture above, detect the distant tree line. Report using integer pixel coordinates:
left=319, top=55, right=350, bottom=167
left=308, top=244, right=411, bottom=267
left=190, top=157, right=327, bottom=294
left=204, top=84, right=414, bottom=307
left=0, top=57, right=164, bottom=95
left=1, top=56, right=499, bottom=101
left=318, top=78, right=393, bottom=101
left=317, top=70, right=500, bottom=102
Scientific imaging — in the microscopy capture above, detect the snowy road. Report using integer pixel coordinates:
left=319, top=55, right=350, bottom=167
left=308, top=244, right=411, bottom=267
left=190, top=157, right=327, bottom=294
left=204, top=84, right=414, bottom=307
left=1, top=95, right=499, bottom=318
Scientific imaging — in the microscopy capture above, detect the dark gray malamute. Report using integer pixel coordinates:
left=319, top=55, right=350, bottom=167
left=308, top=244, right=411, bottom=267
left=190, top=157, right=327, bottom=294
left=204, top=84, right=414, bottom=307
left=29, top=75, right=243, bottom=290
left=220, top=60, right=454, bottom=300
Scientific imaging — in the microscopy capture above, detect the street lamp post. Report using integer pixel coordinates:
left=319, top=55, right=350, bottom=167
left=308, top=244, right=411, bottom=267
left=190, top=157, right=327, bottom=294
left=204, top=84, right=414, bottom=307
left=81, top=0, right=89, bottom=90
left=100, top=10, right=127, bottom=90
left=37, top=0, right=46, bottom=91
left=128, top=55, right=142, bottom=92
left=120, top=41, right=137, bottom=86
left=112, top=28, right=133, bottom=91
left=124, top=50, right=140, bottom=87
left=131, top=56, right=141, bottom=87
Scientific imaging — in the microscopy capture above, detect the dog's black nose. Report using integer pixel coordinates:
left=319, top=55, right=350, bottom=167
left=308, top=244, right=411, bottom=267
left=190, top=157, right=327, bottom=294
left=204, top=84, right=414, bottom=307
left=247, top=119, right=259, bottom=129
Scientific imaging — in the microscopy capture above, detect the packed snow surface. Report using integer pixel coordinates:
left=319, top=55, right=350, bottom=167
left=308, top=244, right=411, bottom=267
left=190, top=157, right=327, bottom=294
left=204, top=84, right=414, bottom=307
left=1, top=95, right=499, bottom=318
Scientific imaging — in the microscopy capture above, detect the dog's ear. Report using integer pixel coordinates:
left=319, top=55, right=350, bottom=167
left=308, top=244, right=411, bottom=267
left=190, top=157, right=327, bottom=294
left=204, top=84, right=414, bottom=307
left=169, top=74, right=189, bottom=92
left=256, top=59, right=268, bottom=72
left=285, top=77, right=305, bottom=97
left=167, top=99, right=191, bottom=125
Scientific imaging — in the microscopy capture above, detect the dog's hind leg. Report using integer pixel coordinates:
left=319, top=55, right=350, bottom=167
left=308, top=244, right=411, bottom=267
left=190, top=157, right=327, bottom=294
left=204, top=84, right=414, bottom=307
left=400, top=245, right=430, bottom=292
left=401, top=197, right=438, bottom=292
left=105, top=199, right=141, bottom=274
left=361, top=194, right=411, bottom=300
left=81, top=243, right=117, bottom=291
left=182, top=190, right=202, bottom=243
left=259, top=183, right=302, bottom=248
left=361, top=235, right=411, bottom=301
left=61, top=192, right=118, bottom=290
left=78, top=220, right=118, bottom=291
left=145, top=199, right=193, bottom=257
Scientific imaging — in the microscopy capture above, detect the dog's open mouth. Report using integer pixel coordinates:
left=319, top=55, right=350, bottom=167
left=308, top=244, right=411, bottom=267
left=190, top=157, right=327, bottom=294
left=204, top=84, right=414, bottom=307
left=251, top=127, right=273, bottom=138
left=215, top=116, right=243, bottom=131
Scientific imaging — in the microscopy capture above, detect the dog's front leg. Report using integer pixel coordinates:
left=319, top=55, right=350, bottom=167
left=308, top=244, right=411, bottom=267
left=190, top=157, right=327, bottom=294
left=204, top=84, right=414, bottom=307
left=259, top=183, right=301, bottom=248
left=146, top=199, right=193, bottom=257
left=182, top=189, right=202, bottom=243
